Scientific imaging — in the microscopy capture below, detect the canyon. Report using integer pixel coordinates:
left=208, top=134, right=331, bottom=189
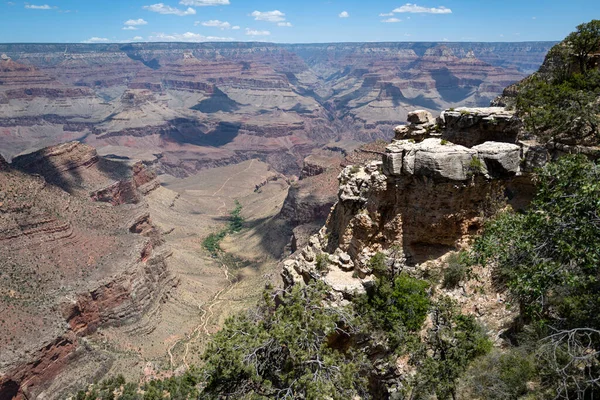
left=0, top=41, right=556, bottom=399
left=0, top=42, right=553, bottom=177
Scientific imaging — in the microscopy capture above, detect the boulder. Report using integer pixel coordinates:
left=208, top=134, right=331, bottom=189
left=473, top=142, right=521, bottom=177
left=414, top=139, right=477, bottom=181
left=520, top=140, right=550, bottom=173
left=383, top=152, right=403, bottom=176
left=407, top=110, right=435, bottom=125
left=440, top=107, right=521, bottom=147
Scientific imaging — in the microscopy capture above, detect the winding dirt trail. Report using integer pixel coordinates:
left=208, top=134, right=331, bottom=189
left=178, top=259, right=239, bottom=370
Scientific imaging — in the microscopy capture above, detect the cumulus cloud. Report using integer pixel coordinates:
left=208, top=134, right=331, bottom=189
left=147, top=32, right=233, bottom=42
left=125, top=18, right=148, bottom=26
left=245, top=28, right=271, bottom=36
left=392, top=3, right=452, bottom=14
left=143, top=3, right=196, bottom=16
left=232, top=25, right=240, bottom=30
left=180, top=0, right=229, bottom=5
left=82, top=37, right=109, bottom=43
left=339, top=11, right=349, bottom=18
left=277, top=22, right=292, bottom=27
left=382, top=17, right=401, bottom=23
left=251, top=10, right=285, bottom=22
left=379, top=12, right=393, bottom=16
left=123, top=26, right=138, bottom=30
left=133, top=36, right=143, bottom=41
left=25, top=4, right=52, bottom=9
left=197, top=19, right=231, bottom=29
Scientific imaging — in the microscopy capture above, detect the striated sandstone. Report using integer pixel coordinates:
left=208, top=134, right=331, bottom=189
left=0, top=143, right=173, bottom=400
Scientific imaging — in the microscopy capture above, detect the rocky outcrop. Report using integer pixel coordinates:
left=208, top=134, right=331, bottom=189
left=0, top=144, right=174, bottom=400
left=440, top=107, right=522, bottom=147
left=282, top=107, right=540, bottom=298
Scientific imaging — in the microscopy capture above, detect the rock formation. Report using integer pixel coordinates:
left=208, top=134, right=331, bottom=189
left=0, top=142, right=173, bottom=400
left=0, top=42, right=554, bottom=177
left=283, top=107, right=544, bottom=299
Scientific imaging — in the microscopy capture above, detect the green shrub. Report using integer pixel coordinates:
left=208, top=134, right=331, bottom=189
left=315, top=252, right=330, bottom=272
left=202, top=201, right=244, bottom=256
left=202, top=282, right=369, bottom=399
left=367, top=252, right=387, bottom=277
left=462, top=349, right=537, bottom=400
left=359, top=273, right=430, bottom=333
left=413, top=297, right=492, bottom=400
left=440, top=139, right=449, bottom=145
left=443, top=252, right=468, bottom=289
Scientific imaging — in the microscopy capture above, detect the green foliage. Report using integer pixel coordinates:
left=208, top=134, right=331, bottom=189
left=470, top=155, right=600, bottom=325
left=566, top=19, right=600, bottom=74
left=202, top=200, right=244, bottom=257
left=442, top=252, right=468, bottom=289
left=469, top=155, right=600, bottom=398
left=468, top=157, right=485, bottom=175
left=412, top=297, right=492, bottom=400
left=367, top=252, right=388, bottom=277
left=461, top=349, right=537, bottom=400
left=315, top=252, right=330, bottom=272
left=516, top=73, right=600, bottom=144
left=76, top=371, right=200, bottom=400
left=516, top=20, right=600, bottom=144
left=460, top=110, right=471, bottom=116
left=202, top=281, right=368, bottom=399
left=440, top=139, right=449, bottom=145
left=349, top=165, right=361, bottom=174
left=358, top=273, right=430, bottom=333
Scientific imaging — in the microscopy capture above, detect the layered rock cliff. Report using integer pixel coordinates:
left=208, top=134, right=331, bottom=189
left=0, top=142, right=174, bottom=400
left=0, top=42, right=555, bottom=178
left=283, top=107, right=543, bottom=309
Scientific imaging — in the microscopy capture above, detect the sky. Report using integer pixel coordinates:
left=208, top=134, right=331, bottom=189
left=0, top=0, right=599, bottom=44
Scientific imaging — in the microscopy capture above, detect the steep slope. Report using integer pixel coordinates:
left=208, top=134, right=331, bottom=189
left=0, top=142, right=173, bottom=400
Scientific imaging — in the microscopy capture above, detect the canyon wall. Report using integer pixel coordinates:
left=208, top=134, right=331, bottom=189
left=0, top=42, right=554, bottom=177
left=0, top=142, right=175, bottom=400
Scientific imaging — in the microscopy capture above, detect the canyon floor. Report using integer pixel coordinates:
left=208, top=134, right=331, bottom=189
left=92, top=159, right=291, bottom=381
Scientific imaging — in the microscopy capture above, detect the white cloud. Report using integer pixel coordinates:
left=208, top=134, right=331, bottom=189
left=25, top=4, right=52, bottom=9
left=143, top=3, right=196, bottom=16
left=198, top=19, right=231, bottom=29
left=245, top=28, right=270, bottom=36
left=82, top=37, right=109, bottom=43
left=147, top=32, right=233, bottom=42
left=133, top=36, right=143, bottom=41
left=232, top=25, right=240, bottom=30
left=277, top=22, right=292, bottom=27
left=339, top=11, right=349, bottom=18
left=180, top=0, right=229, bottom=5
left=123, top=26, right=138, bottom=30
left=251, top=10, right=285, bottom=22
left=382, top=17, right=401, bottom=23
left=125, top=18, right=148, bottom=26
left=392, top=4, right=452, bottom=14
left=379, top=12, right=393, bottom=16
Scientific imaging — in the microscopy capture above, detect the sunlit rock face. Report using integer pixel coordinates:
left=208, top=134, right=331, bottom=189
left=0, top=42, right=554, bottom=176
left=282, top=107, right=544, bottom=298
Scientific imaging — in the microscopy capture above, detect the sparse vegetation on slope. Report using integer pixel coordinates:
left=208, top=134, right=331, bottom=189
left=466, top=154, right=600, bottom=399
left=202, top=200, right=244, bottom=257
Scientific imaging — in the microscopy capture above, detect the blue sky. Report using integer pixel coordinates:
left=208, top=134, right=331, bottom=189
left=1, top=0, right=598, bottom=43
